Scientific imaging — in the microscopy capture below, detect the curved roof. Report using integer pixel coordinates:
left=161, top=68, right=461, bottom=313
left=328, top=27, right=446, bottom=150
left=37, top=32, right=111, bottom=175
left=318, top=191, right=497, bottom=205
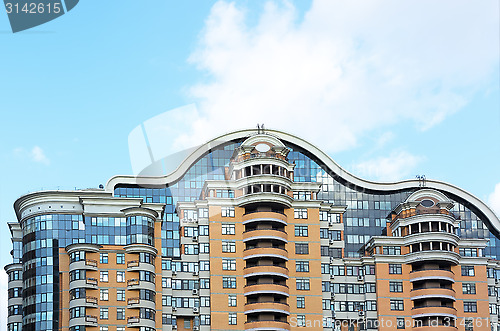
left=106, top=128, right=500, bottom=234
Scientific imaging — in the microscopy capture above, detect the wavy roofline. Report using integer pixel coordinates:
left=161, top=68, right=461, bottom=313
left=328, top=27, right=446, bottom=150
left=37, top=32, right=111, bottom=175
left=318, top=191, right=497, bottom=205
left=106, top=128, right=500, bottom=234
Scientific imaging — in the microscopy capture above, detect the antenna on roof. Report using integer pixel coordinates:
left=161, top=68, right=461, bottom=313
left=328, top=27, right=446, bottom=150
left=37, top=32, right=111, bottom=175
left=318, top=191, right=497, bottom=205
left=416, top=175, right=426, bottom=187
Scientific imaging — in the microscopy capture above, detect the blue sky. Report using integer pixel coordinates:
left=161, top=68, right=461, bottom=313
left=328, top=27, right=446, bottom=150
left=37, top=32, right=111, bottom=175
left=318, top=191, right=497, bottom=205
left=0, top=0, right=499, bottom=327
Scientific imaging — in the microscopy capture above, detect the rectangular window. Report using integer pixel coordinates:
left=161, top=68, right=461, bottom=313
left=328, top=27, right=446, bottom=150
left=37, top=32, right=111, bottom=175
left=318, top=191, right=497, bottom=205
left=462, top=266, right=475, bottom=276
left=295, top=225, right=308, bottom=237
left=116, top=253, right=125, bottom=264
left=463, top=283, right=476, bottom=295
left=116, top=271, right=125, bottom=283
left=184, top=244, right=199, bottom=255
left=297, top=315, right=306, bottom=327
left=383, top=246, right=401, bottom=255
left=295, top=243, right=309, bottom=255
left=221, top=207, right=235, bottom=217
left=223, top=277, right=237, bottom=289
left=99, top=289, right=108, bottom=301
left=222, top=259, right=236, bottom=271
left=100, top=271, right=108, bottom=282
left=389, top=281, right=403, bottom=293
left=228, top=313, right=237, bottom=325
left=222, top=240, right=236, bottom=253
left=297, top=296, right=305, bottom=308
left=294, top=208, right=308, bottom=219
left=296, top=279, right=310, bottom=291
left=99, top=253, right=108, bottom=264
left=228, top=295, right=237, bottom=307
left=100, top=307, right=108, bottom=320
left=222, top=224, right=235, bottom=235
left=463, top=301, right=477, bottom=313
left=390, top=300, right=404, bottom=311
left=296, top=261, right=310, bottom=273
left=116, top=308, right=125, bottom=320
left=117, top=290, right=125, bottom=301
left=397, top=318, right=405, bottom=329
left=389, top=264, right=402, bottom=274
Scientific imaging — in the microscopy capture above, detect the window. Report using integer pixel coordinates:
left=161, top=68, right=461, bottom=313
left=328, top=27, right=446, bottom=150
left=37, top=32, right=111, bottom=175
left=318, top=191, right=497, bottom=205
left=463, top=283, right=476, bottom=295
left=221, top=207, right=235, bottom=217
left=100, top=307, right=108, bottom=319
left=184, top=320, right=191, bottom=329
left=397, top=318, right=405, bottom=329
left=222, top=240, right=236, bottom=253
left=389, top=281, right=403, bottom=293
left=460, top=248, right=478, bottom=257
left=228, top=313, right=237, bottom=325
left=383, top=246, right=401, bottom=255
left=198, top=208, right=209, bottom=218
left=389, top=264, right=402, bottom=274
left=217, top=189, right=234, bottom=198
left=99, top=327, right=108, bottom=331
left=462, top=266, right=475, bottom=276
left=295, top=243, right=309, bottom=254
left=463, top=301, right=477, bottom=313
left=117, top=308, right=125, bottom=320
left=223, top=277, right=237, bottom=289
left=390, top=300, right=404, bottom=311
left=490, top=303, right=497, bottom=315
left=297, top=315, right=306, bottom=327
left=117, top=328, right=125, bottom=331
left=116, top=253, right=125, bottom=264
left=228, top=295, right=237, bottom=307
left=297, top=296, right=305, bottom=309
left=100, top=289, right=108, bottom=301
left=100, top=253, right=108, bottom=264
left=296, top=279, right=310, bottom=290
left=116, top=271, right=125, bottom=282
left=295, top=225, right=308, bottom=237
left=222, top=258, right=236, bottom=270
left=222, top=223, right=235, bottom=235
left=199, top=243, right=210, bottom=254
left=296, top=261, right=310, bottom=272
left=199, top=225, right=209, bottom=236
left=184, top=244, right=199, bottom=255
left=294, top=208, right=308, bottom=219
left=100, top=271, right=108, bottom=282
left=117, top=289, right=125, bottom=301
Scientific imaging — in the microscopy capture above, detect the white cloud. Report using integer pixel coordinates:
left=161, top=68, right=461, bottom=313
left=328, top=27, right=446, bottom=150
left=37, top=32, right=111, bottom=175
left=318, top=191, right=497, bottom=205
left=174, top=0, right=498, bottom=153
left=0, top=270, right=7, bottom=328
left=351, top=150, right=423, bottom=182
left=489, top=183, right=500, bottom=217
left=31, top=146, right=50, bottom=165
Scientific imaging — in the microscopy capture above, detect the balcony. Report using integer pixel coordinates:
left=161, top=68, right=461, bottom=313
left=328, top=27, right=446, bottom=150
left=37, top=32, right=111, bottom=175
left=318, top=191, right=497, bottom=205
left=127, top=297, right=156, bottom=310
left=245, top=320, right=290, bottom=330
left=244, top=283, right=289, bottom=296
left=237, top=192, right=293, bottom=208
left=244, top=265, right=289, bottom=278
left=410, top=269, right=455, bottom=283
left=244, top=302, right=290, bottom=315
left=405, top=251, right=460, bottom=265
left=127, top=260, right=155, bottom=273
left=410, top=288, right=456, bottom=301
left=412, top=306, right=457, bottom=319
left=242, top=211, right=287, bottom=225
left=127, top=279, right=156, bottom=291
left=69, top=296, right=98, bottom=309
left=127, top=316, right=156, bottom=328
left=243, top=229, right=288, bottom=243
left=69, top=259, right=98, bottom=272
left=243, top=247, right=288, bottom=260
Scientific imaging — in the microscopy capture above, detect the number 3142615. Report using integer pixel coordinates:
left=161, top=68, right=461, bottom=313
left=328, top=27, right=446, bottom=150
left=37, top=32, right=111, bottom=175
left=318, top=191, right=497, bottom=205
left=5, top=2, right=62, bottom=14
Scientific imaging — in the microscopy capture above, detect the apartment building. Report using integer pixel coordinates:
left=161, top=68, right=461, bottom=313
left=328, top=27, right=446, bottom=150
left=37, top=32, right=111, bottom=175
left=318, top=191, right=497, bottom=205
left=5, top=129, right=500, bottom=331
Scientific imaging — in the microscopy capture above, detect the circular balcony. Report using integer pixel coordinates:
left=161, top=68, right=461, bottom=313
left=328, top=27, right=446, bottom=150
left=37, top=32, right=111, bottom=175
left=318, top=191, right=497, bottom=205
left=127, top=297, right=156, bottom=310
left=124, top=243, right=158, bottom=256
left=410, top=270, right=455, bottom=283
left=237, top=192, right=293, bottom=208
left=244, top=265, right=289, bottom=278
left=243, top=229, right=288, bottom=243
left=245, top=320, right=290, bottom=331
left=127, top=260, right=156, bottom=273
left=404, top=232, right=459, bottom=247
left=244, top=302, right=290, bottom=315
left=127, top=279, right=156, bottom=291
left=127, top=316, right=156, bottom=329
left=405, top=251, right=459, bottom=265
left=242, top=211, right=287, bottom=225
left=69, top=296, right=98, bottom=309
left=411, top=288, right=456, bottom=301
left=69, top=259, right=98, bottom=272
left=244, top=284, right=289, bottom=296
left=243, top=247, right=288, bottom=260
left=412, top=306, right=457, bottom=319
left=68, top=315, right=98, bottom=328
left=69, top=278, right=98, bottom=290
